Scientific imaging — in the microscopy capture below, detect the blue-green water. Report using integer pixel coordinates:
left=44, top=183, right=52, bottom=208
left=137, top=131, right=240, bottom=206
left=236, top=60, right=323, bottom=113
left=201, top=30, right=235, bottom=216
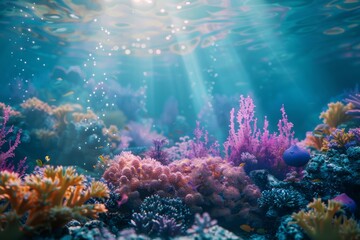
left=1, top=0, right=359, bottom=139
left=0, top=1, right=360, bottom=239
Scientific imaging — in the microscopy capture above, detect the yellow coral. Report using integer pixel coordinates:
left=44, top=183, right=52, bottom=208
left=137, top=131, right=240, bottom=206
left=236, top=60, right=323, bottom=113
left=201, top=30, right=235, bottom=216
left=292, top=198, right=360, bottom=240
left=321, top=129, right=355, bottom=152
left=52, top=104, right=83, bottom=129
left=320, top=102, right=353, bottom=128
left=0, top=166, right=109, bottom=233
left=20, top=97, right=52, bottom=114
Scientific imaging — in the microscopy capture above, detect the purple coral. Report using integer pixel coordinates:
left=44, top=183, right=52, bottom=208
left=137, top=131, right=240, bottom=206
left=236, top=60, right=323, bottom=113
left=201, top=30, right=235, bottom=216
left=224, top=95, right=295, bottom=178
left=0, top=106, right=27, bottom=175
left=165, top=122, right=220, bottom=161
left=146, top=138, right=170, bottom=165
left=345, top=93, right=360, bottom=118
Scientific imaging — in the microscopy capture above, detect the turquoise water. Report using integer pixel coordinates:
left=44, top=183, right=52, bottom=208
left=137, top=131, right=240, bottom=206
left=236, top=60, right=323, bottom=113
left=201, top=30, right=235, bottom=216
left=1, top=0, right=359, bottom=139
left=0, top=1, right=359, bottom=239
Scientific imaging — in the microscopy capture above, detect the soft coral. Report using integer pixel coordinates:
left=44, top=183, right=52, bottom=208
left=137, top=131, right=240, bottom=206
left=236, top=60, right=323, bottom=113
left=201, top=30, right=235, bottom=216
left=224, top=95, right=296, bottom=178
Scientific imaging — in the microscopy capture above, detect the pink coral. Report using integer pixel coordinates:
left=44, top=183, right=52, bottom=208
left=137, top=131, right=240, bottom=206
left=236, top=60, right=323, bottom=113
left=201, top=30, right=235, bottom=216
left=0, top=106, right=27, bottom=175
left=224, top=95, right=295, bottom=178
left=103, top=153, right=261, bottom=230
left=103, top=152, right=193, bottom=208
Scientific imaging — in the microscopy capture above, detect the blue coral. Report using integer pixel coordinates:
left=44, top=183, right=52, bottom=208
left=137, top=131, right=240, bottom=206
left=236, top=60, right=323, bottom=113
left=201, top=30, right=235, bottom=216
left=258, top=188, right=306, bottom=218
left=130, top=194, right=192, bottom=238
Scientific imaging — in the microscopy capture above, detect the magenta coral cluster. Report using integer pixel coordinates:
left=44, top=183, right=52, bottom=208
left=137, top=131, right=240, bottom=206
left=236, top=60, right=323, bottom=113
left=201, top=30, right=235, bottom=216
left=103, top=152, right=261, bottom=230
left=224, top=95, right=296, bottom=178
left=0, top=106, right=26, bottom=175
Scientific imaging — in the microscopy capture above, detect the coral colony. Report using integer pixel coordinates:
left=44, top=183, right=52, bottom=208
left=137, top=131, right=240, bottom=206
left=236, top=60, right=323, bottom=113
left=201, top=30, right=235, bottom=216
left=0, top=94, right=360, bottom=240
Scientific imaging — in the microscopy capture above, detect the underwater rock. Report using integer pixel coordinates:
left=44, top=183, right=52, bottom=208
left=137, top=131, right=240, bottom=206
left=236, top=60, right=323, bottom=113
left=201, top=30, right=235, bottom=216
left=332, top=193, right=357, bottom=213
left=347, top=146, right=360, bottom=161
left=67, top=220, right=116, bottom=240
left=283, top=145, right=310, bottom=167
left=249, top=170, right=281, bottom=191
left=276, top=215, right=309, bottom=240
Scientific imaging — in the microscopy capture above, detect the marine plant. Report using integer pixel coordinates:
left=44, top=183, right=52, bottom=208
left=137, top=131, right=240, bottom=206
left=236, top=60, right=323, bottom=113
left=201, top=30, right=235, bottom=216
left=131, top=194, right=192, bottom=238
left=291, top=198, right=360, bottom=240
left=319, top=101, right=353, bottom=128
left=224, top=95, right=295, bottom=178
left=0, top=105, right=27, bottom=175
left=0, top=166, right=109, bottom=234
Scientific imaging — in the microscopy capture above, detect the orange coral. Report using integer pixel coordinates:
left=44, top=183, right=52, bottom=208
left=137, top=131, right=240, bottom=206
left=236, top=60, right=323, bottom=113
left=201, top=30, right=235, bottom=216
left=0, top=166, right=108, bottom=233
left=20, top=97, right=52, bottom=114
left=52, top=104, right=82, bottom=129
left=320, top=102, right=353, bottom=128
left=302, top=132, right=326, bottom=150
left=72, top=109, right=98, bottom=123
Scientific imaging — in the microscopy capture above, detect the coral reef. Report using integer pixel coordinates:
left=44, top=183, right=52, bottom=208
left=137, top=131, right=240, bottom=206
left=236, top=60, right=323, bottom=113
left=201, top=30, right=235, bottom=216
left=0, top=166, right=109, bottom=234
left=291, top=198, right=360, bottom=240
left=321, top=128, right=355, bottom=152
left=170, top=156, right=261, bottom=229
left=186, top=213, right=241, bottom=240
left=16, top=98, right=115, bottom=170
left=131, top=194, right=192, bottom=238
left=224, top=95, right=295, bottom=179
left=67, top=220, right=116, bottom=240
left=103, top=152, right=261, bottom=230
left=166, top=122, right=220, bottom=161
left=276, top=215, right=308, bottom=240
left=146, top=138, right=170, bottom=165
left=305, top=148, right=360, bottom=203
left=0, top=105, right=27, bottom=175
left=103, top=152, right=193, bottom=209
left=320, top=101, right=353, bottom=128
left=258, top=188, right=306, bottom=218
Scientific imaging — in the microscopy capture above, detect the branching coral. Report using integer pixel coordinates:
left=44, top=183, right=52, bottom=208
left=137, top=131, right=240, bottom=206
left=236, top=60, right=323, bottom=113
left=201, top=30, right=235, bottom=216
left=224, top=95, right=295, bottom=178
left=52, top=103, right=83, bottom=130
left=291, top=198, right=360, bottom=240
left=320, top=102, right=353, bottom=128
left=0, top=106, right=27, bottom=175
left=146, top=138, right=170, bottom=165
left=258, top=188, right=306, bottom=218
left=0, top=166, right=109, bottom=234
left=321, top=128, right=355, bottom=152
left=165, top=122, right=220, bottom=161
